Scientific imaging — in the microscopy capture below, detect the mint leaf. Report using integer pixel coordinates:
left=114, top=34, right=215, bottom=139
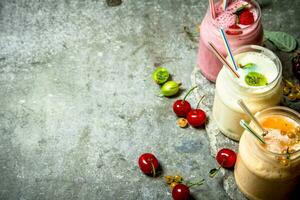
left=264, top=31, right=297, bottom=52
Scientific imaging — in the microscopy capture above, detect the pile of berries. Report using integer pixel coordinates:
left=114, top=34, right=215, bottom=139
left=165, top=175, right=205, bottom=200
left=226, top=4, right=255, bottom=35
left=138, top=148, right=237, bottom=200
left=283, top=79, right=300, bottom=101
left=152, top=67, right=181, bottom=97
left=147, top=67, right=238, bottom=199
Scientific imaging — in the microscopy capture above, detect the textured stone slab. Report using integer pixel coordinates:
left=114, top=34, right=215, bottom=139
left=191, top=67, right=244, bottom=200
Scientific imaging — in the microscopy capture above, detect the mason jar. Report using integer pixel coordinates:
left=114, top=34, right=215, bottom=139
left=197, top=0, right=263, bottom=82
left=212, top=45, right=282, bottom=141
left=235, top=106, right=300, bottom=200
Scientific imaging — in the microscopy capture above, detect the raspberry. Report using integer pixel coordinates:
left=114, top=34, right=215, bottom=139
left=239, top=9, right=254, bottom=25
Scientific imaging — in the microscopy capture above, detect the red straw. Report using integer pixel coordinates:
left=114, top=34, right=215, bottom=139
left=208, top=42, right=240, bottom=78
left=209, top=0, right=216, bottom=19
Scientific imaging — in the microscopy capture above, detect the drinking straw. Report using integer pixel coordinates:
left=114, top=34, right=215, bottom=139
left=208, top=42, right=240, bottom=78
left=209, top=0, right=216, bottom=19
left=223, top=0, right=228, bottom=10
left=237, top=99, right=268, bottom=136
left=240, top=120, right=266, bottom=144
left=219, top=28, right=238, bottom=71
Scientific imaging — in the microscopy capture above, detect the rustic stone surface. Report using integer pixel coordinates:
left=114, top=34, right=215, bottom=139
left=0, top=0, right=299, bottom=199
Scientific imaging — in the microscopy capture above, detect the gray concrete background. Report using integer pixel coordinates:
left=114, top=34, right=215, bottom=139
left=0, top=0, right=299, bottom=200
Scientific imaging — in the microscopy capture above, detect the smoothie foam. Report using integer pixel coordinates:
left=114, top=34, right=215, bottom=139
left=260, top=115, right=300, bottom=154
left=214, top=0, right=258, bottom=29
left=234, top=52, right=278, bottom=88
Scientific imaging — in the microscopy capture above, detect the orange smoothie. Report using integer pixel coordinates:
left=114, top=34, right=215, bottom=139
left=235, top=107, right=300, bottom=200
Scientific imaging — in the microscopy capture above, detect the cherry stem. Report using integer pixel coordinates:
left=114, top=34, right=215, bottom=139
left=196, top=95, right=206, bottom=109
left=286, top=147, right=291, bottom=160
left=187, top=179, right=205, bottom=188
left=210, top=158, right=226, bottom=178
left=151, top=162, right=156, bottom=178
left=182, top=86, right=198, bottom=103
left=220, top=157, right=226, bottom=168
left=210, top=166, right=221, bottom=178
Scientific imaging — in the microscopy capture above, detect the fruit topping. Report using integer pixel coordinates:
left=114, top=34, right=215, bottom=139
left=244, top=71, right=268, bottom=86
left=226, top=24, right=242, bottom=35
left=239, top=9, right=254, bottom=25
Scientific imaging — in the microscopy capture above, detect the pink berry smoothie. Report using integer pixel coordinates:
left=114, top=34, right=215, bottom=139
left=197, top=0, right=263, bottom=82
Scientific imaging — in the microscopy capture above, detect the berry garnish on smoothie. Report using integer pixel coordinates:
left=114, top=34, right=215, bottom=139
left=233, top=51, right=277, bottom=87
left=238, top=9, right=254, bottom=25
left=214, top=0, right=258, bottom=35
left=244, top=72, right=268, bottom=86
left=260, top=115, right=300, bottom=155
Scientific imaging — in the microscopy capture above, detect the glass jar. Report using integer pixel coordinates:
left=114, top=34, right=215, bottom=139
left=212, top=45, right=282, bottom=141
left=234, top=106, right=300, bottom=200
left=197, top=0, right=263, bottom=82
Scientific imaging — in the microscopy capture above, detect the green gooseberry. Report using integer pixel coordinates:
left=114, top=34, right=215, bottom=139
left=161, top=81, right=180, bottom=97
left=152, top=67, right=170, bottom=85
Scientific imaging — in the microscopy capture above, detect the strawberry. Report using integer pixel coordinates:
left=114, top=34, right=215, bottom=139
left=239, top=9, right=254, bottom=25
left=226, top=24, right=242, bottom=35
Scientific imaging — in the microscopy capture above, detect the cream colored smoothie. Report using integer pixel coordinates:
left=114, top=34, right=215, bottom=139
left=235, top=107, right=300, bottom=200
left=213, top=45, right=282, bottom=141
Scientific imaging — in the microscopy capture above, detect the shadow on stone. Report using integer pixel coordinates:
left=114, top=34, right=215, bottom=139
left=189, top=194, right=197, bottom=200
left=106, top=0, right=122, bottom=7
left=144, top=164, right=163, bottom=178
left=258, top=0, right=273, bottom=10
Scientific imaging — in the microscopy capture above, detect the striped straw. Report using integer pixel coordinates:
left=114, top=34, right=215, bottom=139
left=223, top=0, right=228, bottom=10
left=209, top=0, right=216, bottom=19
left=219, top=28, right=238, bottom=71
left=208, top=42, right=240, bottom=78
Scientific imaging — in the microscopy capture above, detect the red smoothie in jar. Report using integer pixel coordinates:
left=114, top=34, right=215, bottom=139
left=197, top=0, right=263, bottom=82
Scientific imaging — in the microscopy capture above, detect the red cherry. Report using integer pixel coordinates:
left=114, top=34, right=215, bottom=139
left=138, top=153, right=159, bottom=176
left=173, top=86, right=197, bottom=117
left=173, top=100, right=192, bottom=117
left=216, top=148, right=237, bottom=169
left=187, top=109, right=206, bottom=127
left=172, top=184, right=190, bottom=200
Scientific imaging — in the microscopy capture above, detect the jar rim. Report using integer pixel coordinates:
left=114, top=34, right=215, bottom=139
left=225, top=45, right=282, bottom=93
